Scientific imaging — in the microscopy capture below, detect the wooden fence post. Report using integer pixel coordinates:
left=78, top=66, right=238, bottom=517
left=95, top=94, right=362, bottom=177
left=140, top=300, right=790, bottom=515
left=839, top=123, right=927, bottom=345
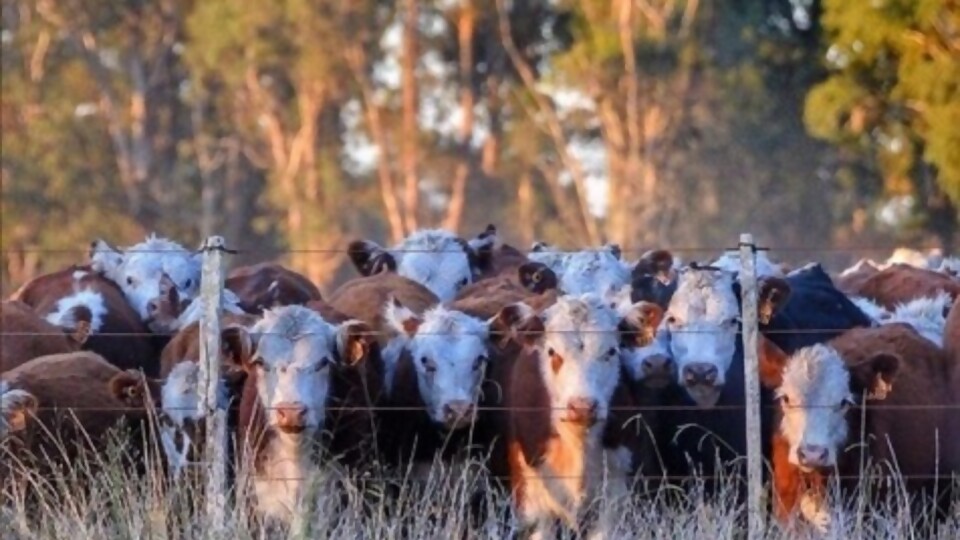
left=198, top=235, right=228, bottom=529
left=739, top=233, right=765, bottom=538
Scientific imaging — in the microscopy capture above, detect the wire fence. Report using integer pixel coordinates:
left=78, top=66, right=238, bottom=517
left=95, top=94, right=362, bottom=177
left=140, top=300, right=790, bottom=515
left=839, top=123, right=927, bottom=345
left=2, top=233, right=958, bottom=531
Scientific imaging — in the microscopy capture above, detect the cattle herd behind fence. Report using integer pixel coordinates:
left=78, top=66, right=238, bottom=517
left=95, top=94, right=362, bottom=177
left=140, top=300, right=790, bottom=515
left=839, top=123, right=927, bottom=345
left=1, top=228, right=959, bottom=539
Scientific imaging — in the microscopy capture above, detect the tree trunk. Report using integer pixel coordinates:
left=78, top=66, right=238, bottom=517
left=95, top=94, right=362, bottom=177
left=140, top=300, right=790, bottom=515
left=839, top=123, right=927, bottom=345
left=442, top=4, right=476, bottom=233
left=401, top=0, right=420, bottom=233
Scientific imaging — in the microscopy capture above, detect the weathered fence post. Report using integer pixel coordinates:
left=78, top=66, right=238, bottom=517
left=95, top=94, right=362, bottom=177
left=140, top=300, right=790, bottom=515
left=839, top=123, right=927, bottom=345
left=198, top=236, right=228, bottom=529
left=739, top=233, right=764, bottom=538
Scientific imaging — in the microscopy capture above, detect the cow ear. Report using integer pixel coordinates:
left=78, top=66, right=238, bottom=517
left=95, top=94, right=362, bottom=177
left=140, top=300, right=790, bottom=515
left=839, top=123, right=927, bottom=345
left=1, top=389, right=38, bottom=433
left=604, top=243, right=622, bottom=260
left=618, top=301, right=664, bottom=347
left=109, top=371, right=159, bottom=407
left=849, top=353, right=900, bottom=401
left=62, top=305, right=93, bottom=346
left=348, top=240, right=395, bottom=276
left=467, top=224, right=498, bottom=275
left=384, top=296, right=423, bottom=338
left=89, top=239, right=123, bottom=276
left=634, top=250, right=674, bottom=284
left=758, top=277, right=791, bottom=324
left=757, top=338, right=789, bottom=389
left=490, top=302, right=543, bottom=347
left=518, top=262, right=557, bottom=294
left=221, top=326, right=253, bottom=369
left=336, top=320, right=373, bottom=366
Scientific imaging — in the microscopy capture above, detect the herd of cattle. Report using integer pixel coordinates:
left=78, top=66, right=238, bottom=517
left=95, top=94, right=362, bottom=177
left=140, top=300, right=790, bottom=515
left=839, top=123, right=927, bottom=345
left=2, top=226, right=959, bottom=536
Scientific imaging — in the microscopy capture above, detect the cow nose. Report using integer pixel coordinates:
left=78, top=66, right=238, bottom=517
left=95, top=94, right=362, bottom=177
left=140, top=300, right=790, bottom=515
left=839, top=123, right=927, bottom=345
left=797, top=444, right=829, bottom=468
left=442, top=400, right=475, bottom=428
left=566, top=397, right=598, bottom=425
left=682, top=363, right=719, bottom=386
left=275, top=402, right=308, bottom=432
left=642, top=354, right=673, bottom=376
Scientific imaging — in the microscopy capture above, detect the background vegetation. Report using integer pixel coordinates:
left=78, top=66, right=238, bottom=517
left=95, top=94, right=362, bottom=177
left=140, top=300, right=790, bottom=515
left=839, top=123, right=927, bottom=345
left=2, top=0, right=958, bottom=294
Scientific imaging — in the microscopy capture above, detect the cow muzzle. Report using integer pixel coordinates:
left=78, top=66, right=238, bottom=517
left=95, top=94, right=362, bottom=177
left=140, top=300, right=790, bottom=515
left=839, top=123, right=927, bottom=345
left=564, top=397, right=599, bottom=426
left=681, top=362, right=722, bottom=406
left=797, top=444, right=831, bottom=470
left=441, top=400, right=475, bottom=430
left=641, top=354, right=675, bottom=389
left=275, top=402, right=308, bottom=434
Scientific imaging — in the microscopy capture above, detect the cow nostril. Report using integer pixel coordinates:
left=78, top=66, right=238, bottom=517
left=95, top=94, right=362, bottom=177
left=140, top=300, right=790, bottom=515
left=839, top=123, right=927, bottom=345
left=799, top=444, right=828, bottom=465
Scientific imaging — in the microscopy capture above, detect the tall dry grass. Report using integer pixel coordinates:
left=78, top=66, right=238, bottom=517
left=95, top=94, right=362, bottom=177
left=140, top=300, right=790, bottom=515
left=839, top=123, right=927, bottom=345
left=2, top=421, right=957, bottom=540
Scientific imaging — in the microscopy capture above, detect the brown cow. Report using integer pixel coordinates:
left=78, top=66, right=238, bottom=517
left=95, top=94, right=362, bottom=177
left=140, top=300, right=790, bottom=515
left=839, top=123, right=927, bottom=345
left=1, top=352, right=160, bottom=480
left=454, top=261, right=558, bottom=304
left=325, top=272, right=439, bottom=346
left=835, top=258, right=882, bottom=295
left=759, top=324, right=958, bottom=530
left=1, top=300, right=88, bottom=373
left=492, top=294, right=643, bottom=538
left=226, top=262, right=322, bottom=315
left=843, top=263, right=960, bottom=310
left=234, top=306, right=379, bottom=524
left=10, top=266, right=160, bottom=376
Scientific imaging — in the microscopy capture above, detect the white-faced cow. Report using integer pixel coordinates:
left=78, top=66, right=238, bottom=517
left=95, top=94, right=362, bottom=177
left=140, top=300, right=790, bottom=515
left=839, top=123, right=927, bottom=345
left=497, top=294, right=636, bottom=538
left=759, top=324, right=959, bottom=531
left=235, top=306, right=372, bottom=524
left=529, top=244, right=631, bottom=299
left=10, top=266, right=159, bottom=376
left=347, top=229, right=490, bottom=302
left=89, top=235, right=202, bottom=322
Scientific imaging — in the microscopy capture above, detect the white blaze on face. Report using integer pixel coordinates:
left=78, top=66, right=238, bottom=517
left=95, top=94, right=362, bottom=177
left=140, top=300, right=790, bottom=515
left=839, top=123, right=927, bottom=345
left=392, top=230, right=474, bottom=302
left=664, top=269, right=740, bottom=396
left=92, top=235, right=202, bottom=321
left=385, top=304, right=491, bottom=427
left=555, top=250, right=631, bottom=297
left=44, top=289, right=107, bottom=332
left=776, top=344, right=853, bottom=471
left=250, top=306, right=339, bottom=436
left=536, top=294, right=622, bottom=424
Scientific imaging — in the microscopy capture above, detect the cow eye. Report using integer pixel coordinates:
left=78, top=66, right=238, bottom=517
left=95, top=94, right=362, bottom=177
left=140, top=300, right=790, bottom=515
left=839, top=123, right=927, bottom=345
left=315, top=357, right=331, bottom=371
left=473, top=355, right=488, bottom=370
left=458, top=277, right=469, bottom=288
left=126, top=276, right=135, bottom=286
left=665, top=314, right=678, bottom=326
left=606, top=347, right=618, bottom=358
left=547, top=348, right=556, bottom=357
left=780, top=395, right=791, bottom=407
left=421, top=356, right=436, bottom=373
left=250, top=357, right=265, bottom=370
left=184, top=278, right=192, bottom=289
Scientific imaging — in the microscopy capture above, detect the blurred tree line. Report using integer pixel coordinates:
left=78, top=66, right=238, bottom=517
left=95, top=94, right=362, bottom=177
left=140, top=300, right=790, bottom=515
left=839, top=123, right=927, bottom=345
left=2, top=0, right=957, bottom=293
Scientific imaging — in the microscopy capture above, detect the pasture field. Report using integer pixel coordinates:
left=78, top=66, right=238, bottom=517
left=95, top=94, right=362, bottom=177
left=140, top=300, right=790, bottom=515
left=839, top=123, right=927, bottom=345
left=2, top=418, right=957, bottom=540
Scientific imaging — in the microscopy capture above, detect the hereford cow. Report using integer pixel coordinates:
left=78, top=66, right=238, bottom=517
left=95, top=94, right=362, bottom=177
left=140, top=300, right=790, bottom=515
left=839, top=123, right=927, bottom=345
left=155, top=313, right=258, bottom=477
left=843, top=263, right=960, bottom=310
left=347, top=229, right=491, bottom=302
left=629, top=249, right=678, bottom=309
left=235, top=306, right=376, bottom=524
left=10, top=266, right=160, bottom=376
left=226, top=263, right=322, bottom=315
left=378, top=298, right=515, bottom=471
left=1, top=300, right=88, bottom=373
left=759, top=324, right=959, bottom=530
left=1, top=352, right=159, bottom=480
left=89, top=234, right=202, bottom=322
left=529, top=244, right=631, bottom=298
left=494, top=294, right=641, bottom=538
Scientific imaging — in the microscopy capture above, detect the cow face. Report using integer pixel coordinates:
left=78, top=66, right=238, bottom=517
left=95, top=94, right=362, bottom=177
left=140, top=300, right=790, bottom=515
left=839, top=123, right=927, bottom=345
left=617, top=302, right=674, bottom=389
left=514, top=294, right=624, bottom=427
left=385, top=301, right=494, bottom=429
left=90, top=235, right=202, bottom=322
left=775, top=344, right=900, bottom=471
left=349, top=230, right=478, bottom=302
left=1, top=382, right=37, bottom=439
left=240, top=306, right=344, bottom=437
left=663, top=268, right=740, bottom=406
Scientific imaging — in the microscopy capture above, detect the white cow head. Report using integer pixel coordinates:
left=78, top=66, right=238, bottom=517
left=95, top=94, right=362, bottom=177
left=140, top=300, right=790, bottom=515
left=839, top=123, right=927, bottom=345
left=89, top=235, right=202, bottom=322
left=348, top=229, right=484, bottom=302
left=774, top=344, right=900, bottom=471
left=509, top=294, right=624, bottom=427
left=884, top=292, right=952, bottom=346
left=662, top=267, right=741, bottom=406
left=237, top=306, right=366, bottom=438
left=385, top=300, right=509, bottom=429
